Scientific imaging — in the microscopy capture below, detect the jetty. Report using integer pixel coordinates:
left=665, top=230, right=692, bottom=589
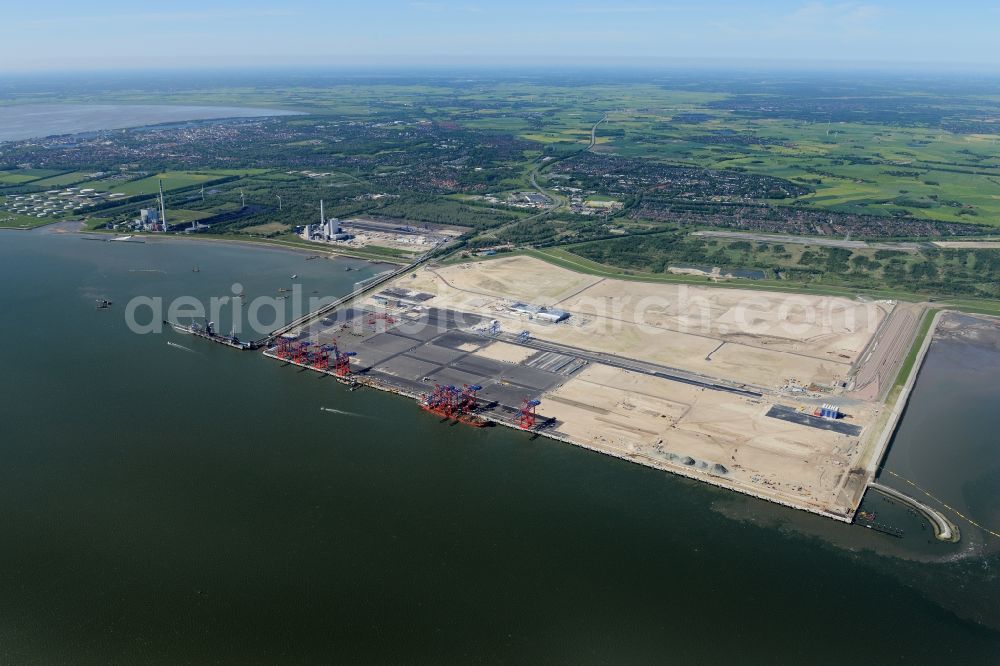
left=867, top=482, right=960, bottom=542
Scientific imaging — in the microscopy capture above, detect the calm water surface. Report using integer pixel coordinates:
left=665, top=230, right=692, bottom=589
left=0, top=104, right=300, bottom=142
left=0, top=231, right=997, bottom=662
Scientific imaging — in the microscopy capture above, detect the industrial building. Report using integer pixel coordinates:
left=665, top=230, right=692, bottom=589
left=300, top=200, right=354, bottom=242
left=508, top=302, right=570, bottom=323
left=817, top=404, right=843, bottom=420
left=140, top=208, right=159, bottom=225
left=325, top=217, right=351, bottom=241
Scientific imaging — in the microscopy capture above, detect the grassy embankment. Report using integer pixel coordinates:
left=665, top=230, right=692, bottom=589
left=442, top=246, right=1000, bottom=317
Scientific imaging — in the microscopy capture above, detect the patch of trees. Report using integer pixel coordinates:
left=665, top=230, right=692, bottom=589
left=550, top=153, right=809, bottom=201
left=567, top=234, right=1000, bottom=298
left=630, top=199, right=984, bottom=240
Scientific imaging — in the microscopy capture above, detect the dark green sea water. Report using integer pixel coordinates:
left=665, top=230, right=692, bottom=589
left=1, top=230, right=998, bottom=663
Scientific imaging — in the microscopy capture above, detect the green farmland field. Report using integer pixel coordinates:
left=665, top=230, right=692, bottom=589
left=69, top=169, right=265, bottom=197
left=27, top=171, right=104, bottom=188
left=0, top=212, right=55, bottom=229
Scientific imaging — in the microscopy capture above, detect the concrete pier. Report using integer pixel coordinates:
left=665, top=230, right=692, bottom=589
left=868, top=482, right=960, bottom=542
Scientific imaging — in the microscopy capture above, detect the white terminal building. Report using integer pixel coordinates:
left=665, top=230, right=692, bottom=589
left=509, top=302, right=570, bottom=323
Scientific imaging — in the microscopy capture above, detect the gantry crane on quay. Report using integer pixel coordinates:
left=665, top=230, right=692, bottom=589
left=419, top=383, right=488, bottom=427
left=272, top=336, right=355, bottom=377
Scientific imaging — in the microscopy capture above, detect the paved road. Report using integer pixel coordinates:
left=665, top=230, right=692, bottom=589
left=494, top=331, right=764, bottom=399
left=529, top=170, right=561, bottom=208
left=480, top=172, right=560, bottom=242
left=849, top=302, right=924, bottom=401
left=480, top=114, right=605, bottom=243
left=527, top=113, right=605, bottom=212
left=587, top=114, right=607, bottom=150
left=691, top=230, right=923, bottom=253
left=257, top=242, right=456, bottom=344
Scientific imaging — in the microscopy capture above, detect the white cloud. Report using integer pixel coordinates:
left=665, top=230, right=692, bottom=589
left=10, top=8, right=300, bottom=28
left=782, top=1, right=887, bottom=34
left=408, top=2, right=448, bottom=11
left=563, top=5, right=667, bottom=13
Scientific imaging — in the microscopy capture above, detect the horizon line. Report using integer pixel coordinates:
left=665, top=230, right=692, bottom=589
left=3, top=57, right=1000, bottom=78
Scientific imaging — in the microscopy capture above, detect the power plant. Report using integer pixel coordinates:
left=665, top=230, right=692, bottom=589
left=300, top=200, right=351, bottom=241
left=158, top=179, right=167, bottom=231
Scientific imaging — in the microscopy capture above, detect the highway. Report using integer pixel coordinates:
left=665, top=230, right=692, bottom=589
left=480, top=176, right=560, bottom=242
left=691, top=231, right=931, bottom=254
left=485, top=112, right=607, bottom=242
left=691, top=230, right=923, bottom=253
left=588, top=114, right=607, bottom=150
left=260, top=113, right=609, bottom=338
left=528, top=113, right=605, bottom=211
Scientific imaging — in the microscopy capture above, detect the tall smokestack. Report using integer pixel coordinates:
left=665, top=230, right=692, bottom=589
left=158, top=179, right=166, bottom=232
left=320, top=199, right=324, bottom=226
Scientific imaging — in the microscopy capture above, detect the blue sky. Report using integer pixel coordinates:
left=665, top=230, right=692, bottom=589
left=2, top=1, right=997, bottom=72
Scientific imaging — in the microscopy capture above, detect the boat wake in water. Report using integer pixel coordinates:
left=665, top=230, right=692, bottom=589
left=167, top=341, right=196, bottom=353
left=320, top=407, right=370, bottom=419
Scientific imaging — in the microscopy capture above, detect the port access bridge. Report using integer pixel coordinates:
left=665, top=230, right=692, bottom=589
left=252, top=243, right=455, bottom=348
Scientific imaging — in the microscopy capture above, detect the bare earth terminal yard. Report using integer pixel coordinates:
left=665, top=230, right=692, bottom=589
left=301, top=255, right=922, bottom=521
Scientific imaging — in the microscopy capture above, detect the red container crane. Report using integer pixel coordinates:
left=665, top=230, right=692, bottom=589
left=518, top=398, right=541, bottom=430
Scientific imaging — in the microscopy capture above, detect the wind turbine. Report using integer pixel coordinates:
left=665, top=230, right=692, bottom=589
left=276, top=194, right=282, bottom=210
left=240, top=189, right=245, bottom=208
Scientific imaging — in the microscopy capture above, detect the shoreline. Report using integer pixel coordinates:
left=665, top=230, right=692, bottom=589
left=864, top=308, right=943, bottom=478
left=865, top=311, right=1000, bottom=542
left=16, top=223, right=1000, bottom=316
left=859, top=309, right=966, bottom=541
left=47, top=222, right=977, bottom=529
left=74, top=226, right=404, bottom=267
left=868, top=482, right=960, bottom=542
left=263, top=348, right=858, bottom=523
left=0, top=103, right=306, bottom=143
left=251, top=254, right=948, bottom=527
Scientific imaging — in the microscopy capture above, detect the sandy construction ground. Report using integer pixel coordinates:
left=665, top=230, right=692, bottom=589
left=475, top=341, right=538, bottom=364
left=555, top=276, right=887, bottom=362
left=406, top=256, right=889, bottom=389
left=383, top=255, right=909, bottom=519
left=420, top=258, right=602, bottom=304
left=544, top=364, right=873, bottom=517
left=932, top=240, right=1000, bottom=249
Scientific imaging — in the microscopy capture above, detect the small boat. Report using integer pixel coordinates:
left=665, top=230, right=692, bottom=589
left=95, top=298, right=112, bottom=309
left=290, top=274, right=298, bottom=279
left=192, top=267, right=200, bottom=273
